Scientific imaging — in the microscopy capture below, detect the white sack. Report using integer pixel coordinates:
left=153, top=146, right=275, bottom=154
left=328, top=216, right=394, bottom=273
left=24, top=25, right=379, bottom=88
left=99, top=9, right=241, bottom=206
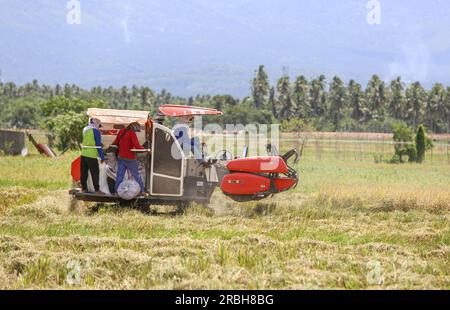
left=99, top=163, right=111, bottom=195
left=86, top=161, right=111, bottom=195
left=87, top=172, right=94, bottom=193
left=117, top=178, right=141, bottom=200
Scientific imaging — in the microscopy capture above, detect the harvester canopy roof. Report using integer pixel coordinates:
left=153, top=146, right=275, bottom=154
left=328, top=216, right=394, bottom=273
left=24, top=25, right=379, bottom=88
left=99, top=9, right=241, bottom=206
left=87, top=108, right=150, bottom=125
left=159, top=105, right=223, bottom=117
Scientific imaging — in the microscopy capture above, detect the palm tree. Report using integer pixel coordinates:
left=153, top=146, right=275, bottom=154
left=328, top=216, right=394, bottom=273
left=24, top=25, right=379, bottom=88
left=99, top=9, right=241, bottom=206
left=277, top=76, right=293, bottom=120
left=72, top=84, right=81, bottom=97
left=32, top=79, right=40, bottom=93
left=132, top=85, right=139, bottom=98
left=55, top=84, right=62, bottom=96
left=328, top=76, right=346, bottom=129
left=120, top=86, right=130, bottom=109
left=141, top=87, right=154, bottom=110
left=365, top=75, right=386, bottom=120
left=6, top=82, right=17, bottom=98
left=64, top=83, right=72, bottom=98
left=388, top=77, right=405, bottom=120
left=405, top=82, right=426, bottom=128
left=309, top=75, right=326, bottom=116
left=348, top=80, right=365, bottom=121
left=292, top=75, right=310, bottom=118
left=42, top=84, right=52, bottom=98
left=269, top=86, right=278, bottom=120
left=425, top=83, right=446, bottom=132
left=446, top=87, right=450, bottom=133
left=251, top=65, right=270, bottom=109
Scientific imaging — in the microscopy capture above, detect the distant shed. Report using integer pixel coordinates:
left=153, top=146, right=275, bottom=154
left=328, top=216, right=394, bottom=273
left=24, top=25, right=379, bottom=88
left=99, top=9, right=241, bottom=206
left=0, top=129, right=25, bottom=155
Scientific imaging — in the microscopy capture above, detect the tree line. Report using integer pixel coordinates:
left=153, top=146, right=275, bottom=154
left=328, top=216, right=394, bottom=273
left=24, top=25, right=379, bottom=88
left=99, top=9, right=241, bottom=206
left=1, top=65, right=450, bottom=133
left=251, top=66, right=450, bottom=133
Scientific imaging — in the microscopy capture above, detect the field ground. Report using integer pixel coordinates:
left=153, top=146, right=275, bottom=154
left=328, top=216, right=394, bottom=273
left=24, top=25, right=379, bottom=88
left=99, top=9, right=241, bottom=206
left=0, top=136, right=449, bottom=289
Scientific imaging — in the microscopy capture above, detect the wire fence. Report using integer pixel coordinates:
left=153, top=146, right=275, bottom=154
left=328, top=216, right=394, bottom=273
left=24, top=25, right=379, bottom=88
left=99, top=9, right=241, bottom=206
left=278, top=135, right=450, bottom=164
left=10, top=129, right=450, bottom=164
left=201, top=132, right=450, bottom=164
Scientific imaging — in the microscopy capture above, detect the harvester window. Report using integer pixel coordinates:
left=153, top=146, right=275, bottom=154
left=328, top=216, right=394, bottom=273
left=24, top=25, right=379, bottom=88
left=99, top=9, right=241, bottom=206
left=153, top=127, right=183, bottom=178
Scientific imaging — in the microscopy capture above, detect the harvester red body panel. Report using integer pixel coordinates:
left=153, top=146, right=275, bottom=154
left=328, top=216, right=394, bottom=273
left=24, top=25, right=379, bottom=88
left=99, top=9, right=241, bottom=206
left=221, top=173, right=271, bottom=196
left=71, top=156, right=81, bottom=182
left=272, top=178, right=297, bottom=192
left=221, top=156, right=298, bottom=200
left=227, top=156, right=289, bottom=174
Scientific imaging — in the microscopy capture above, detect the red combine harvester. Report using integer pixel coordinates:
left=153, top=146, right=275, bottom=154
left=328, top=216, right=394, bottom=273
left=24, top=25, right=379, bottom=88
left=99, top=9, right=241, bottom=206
left=69, top=105, right=299, bottom=208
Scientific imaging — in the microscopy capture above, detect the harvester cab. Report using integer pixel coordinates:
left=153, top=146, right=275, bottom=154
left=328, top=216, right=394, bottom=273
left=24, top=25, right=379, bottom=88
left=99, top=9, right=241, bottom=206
left=70, top=105, right=299, bottom=208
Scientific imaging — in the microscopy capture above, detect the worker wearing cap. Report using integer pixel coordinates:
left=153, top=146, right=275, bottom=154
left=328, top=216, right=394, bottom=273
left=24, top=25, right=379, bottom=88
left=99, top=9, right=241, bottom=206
left=81, top=118, right=105, bottom=195
left=173, top=115, right=202, bottom=160
left=112, top=122, right=146, bottom=195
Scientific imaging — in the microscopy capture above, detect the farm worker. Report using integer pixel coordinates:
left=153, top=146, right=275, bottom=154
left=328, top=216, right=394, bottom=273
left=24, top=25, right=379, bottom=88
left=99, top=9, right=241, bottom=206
left=81, top=118, right=105, bottom=195
left=112, top=122, right=146, bottom=195
left=173, top=115, right=202, bottom=160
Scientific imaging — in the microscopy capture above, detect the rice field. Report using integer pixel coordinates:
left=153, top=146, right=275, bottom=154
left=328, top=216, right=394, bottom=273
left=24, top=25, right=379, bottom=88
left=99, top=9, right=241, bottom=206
left=0, top=134, right=449, bottom=289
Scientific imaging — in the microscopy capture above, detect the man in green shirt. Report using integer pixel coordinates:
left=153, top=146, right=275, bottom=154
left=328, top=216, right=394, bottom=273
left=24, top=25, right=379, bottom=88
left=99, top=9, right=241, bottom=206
left=81, top=118, right=105, bottom=195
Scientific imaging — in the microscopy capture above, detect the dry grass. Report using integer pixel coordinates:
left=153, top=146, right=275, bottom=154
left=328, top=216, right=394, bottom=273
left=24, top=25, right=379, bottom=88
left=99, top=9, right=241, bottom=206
left=0, top=189, right=448, bottom=290
left=0, top=187, right=45, bottom=214
left=312, top=186, right=450, bottom=214
left=0, top=150, right=449, bottom=289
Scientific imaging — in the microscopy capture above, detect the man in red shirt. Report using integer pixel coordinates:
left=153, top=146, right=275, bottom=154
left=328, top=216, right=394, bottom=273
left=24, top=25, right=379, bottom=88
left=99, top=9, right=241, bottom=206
left=112, top=122, right=146, bottom=195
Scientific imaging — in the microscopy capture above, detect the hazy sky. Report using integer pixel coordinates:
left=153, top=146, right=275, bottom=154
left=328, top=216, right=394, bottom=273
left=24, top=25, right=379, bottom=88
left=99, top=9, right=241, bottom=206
left=0, top=0, right=449, bottom=96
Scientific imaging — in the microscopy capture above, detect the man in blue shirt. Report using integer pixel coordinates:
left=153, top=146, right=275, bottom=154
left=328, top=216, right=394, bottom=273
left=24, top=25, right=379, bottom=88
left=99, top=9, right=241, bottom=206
left=173, top=116, right=202, bottom=160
